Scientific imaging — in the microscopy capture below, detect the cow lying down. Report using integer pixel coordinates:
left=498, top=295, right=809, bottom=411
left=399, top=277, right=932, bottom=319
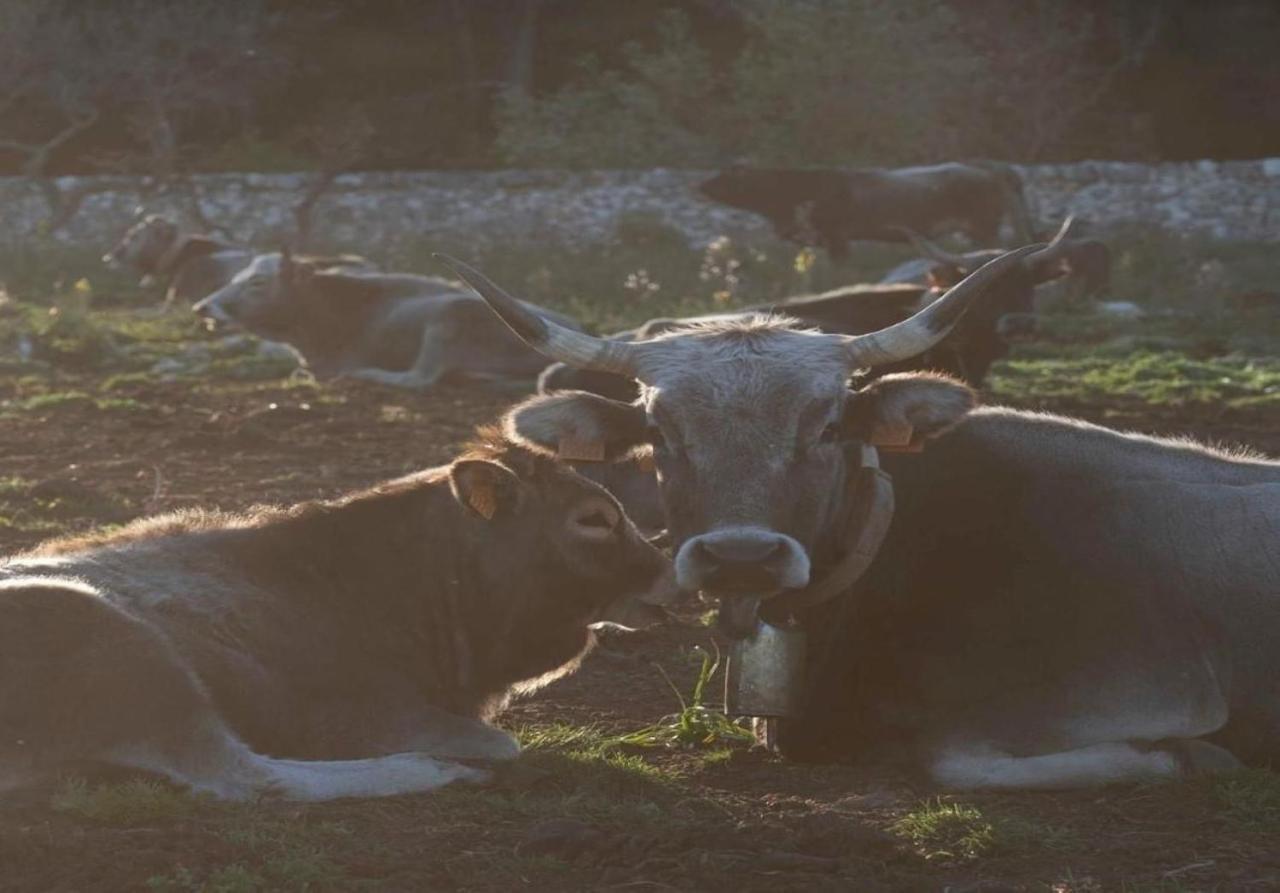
left=0, top=431, right=671, bottom=801
left=193, top=251, right=582, bottom=389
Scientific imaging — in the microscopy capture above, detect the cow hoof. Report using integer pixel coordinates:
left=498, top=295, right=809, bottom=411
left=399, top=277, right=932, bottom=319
left=1164, top=739, right=1243, bottom=776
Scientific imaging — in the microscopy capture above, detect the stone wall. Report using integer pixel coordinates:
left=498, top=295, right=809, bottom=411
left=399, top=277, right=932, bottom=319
left=3, top=160, right=1279, bottom=255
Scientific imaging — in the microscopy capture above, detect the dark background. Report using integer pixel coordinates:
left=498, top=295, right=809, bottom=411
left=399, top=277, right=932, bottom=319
left=4, top=0, right=1279, bottom=177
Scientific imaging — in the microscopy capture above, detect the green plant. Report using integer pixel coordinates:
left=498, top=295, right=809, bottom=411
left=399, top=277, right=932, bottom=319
left=1211, top=768, right=1280, bottom=830
left=52, top=777, right=198, bottom=824
left=612, top=644, right=755, bottom=750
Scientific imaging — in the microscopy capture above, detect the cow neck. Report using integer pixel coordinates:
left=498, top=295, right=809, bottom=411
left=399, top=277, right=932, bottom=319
left=151, top=236, right=192, bottom=279
left=772, top=443, right=896, bottom=615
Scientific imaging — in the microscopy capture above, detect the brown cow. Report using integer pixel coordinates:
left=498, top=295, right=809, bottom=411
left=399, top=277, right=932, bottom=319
left=0, top=430, right=672, bottom=800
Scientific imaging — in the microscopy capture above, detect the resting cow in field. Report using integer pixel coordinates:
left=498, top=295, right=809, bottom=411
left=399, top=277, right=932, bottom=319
left=103, top=213, right=253, bottom=306
left=0, top=431, right=672, bottom=801
left=698, top=162, right=1032, bottom=260
left=193, top=251, right=582, bottom=389
left=438, top=248, right=1280, bottom=790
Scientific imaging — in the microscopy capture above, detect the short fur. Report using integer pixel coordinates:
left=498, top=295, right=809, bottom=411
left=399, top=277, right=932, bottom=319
left=0, top=434, right=669, bottom=800
left=193, top=255, right=582, bottom=389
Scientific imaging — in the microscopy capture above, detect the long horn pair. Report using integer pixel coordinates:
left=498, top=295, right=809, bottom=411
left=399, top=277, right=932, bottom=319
left=436, top=244, right=1044, bottom=377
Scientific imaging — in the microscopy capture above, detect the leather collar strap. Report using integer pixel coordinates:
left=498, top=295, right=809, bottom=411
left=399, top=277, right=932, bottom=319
left=771, top=443, right=895, bottom=613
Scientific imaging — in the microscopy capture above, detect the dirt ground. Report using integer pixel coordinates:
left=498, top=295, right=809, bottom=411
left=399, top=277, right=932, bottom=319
left=1, top=369, right=1278, bottom=892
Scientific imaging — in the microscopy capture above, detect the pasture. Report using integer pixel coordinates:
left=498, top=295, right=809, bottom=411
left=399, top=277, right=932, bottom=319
left=1, top=233, right=1278, bottom=891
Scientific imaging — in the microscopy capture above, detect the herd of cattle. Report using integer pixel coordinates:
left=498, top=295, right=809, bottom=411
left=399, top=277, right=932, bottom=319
left=2, top=165, right=1277, bottom=802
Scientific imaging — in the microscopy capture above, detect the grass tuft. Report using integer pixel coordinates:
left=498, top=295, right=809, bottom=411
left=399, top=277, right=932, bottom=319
left=611, top=644, right=755, bottom=750
left=1210, top=768, right=1280, bottom=830
left=52, top=776, right=198, bottom=824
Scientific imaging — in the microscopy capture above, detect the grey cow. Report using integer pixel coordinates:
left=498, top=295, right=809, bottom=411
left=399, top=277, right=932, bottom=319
left=439, top=248, right=1280, bottom=790
left=194, top=251, right=582, bottom=389
left=0, top=431, right=672, bottom=800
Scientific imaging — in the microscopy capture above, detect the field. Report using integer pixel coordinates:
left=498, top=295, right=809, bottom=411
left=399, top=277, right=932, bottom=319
left=2, top=241, right=1280, bottom=891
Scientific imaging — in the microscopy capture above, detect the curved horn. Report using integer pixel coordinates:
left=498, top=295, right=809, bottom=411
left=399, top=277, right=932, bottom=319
left=891, top=226, right=971, bottom=268
left=434, top=254, right=643, bottom=376
left=842, top=244, right=1045, bottom=367
left=1027, top=215, right=1076, bottom=266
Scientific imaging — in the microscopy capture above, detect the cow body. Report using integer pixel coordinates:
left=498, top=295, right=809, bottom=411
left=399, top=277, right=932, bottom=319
left=438, top=247, right=1279, bottom=788
left=103, top=214, right=253, bottom=305
left=698, top=163, right=1029, bottom=259
left=194, top=257, right=581, bottom=389
left=0, top=437, right=670, bottom=800
left=788, top=409, right=1280, bottom=786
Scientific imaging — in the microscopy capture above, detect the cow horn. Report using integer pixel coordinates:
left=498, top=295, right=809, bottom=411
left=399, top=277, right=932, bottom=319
left=893, top=226, right=971, bottom=268
left=434, top=254, right=643, bottom=376
left=841, top=244, right=1046, bottom=367
left=1027, top=215, right=1075, bottom=266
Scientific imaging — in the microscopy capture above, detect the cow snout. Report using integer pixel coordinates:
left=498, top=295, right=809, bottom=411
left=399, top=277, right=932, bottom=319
left=675, top=528, right=810, bottom=593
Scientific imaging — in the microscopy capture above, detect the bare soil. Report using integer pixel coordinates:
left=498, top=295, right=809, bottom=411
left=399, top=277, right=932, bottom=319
left=1, top=370, right=1278, bottom=892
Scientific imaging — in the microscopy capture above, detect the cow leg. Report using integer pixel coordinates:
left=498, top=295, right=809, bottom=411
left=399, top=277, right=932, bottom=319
left=0, top=580, right=483, bottom=801
left=382, top=706, right=521, bottom=762
left=930, top=738, right=1242, bottom=790
left=341, top=327, right=454, bottom=391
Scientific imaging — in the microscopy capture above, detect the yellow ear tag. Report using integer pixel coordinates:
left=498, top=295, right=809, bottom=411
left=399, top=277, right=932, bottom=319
left=467, top=481, right=498, bottom=520
left=870, top=419, right=921, bottom=453
left=558, top=435, right=606, bottom=462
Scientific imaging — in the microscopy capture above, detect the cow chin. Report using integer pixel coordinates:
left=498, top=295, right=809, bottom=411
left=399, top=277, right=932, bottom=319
left=714, top=591, right=775, bottom=639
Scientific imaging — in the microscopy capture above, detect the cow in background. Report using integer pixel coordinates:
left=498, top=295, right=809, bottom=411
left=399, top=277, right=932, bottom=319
left=0, top=429, right=673, bottom=800
left=698, top=162, right=1032, bottom=259
left=103, top=213, right=253, bottom=306
left=193, top=250, right=583, bottom=390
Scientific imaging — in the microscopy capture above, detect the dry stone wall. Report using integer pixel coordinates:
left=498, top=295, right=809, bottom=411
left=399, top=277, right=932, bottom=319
left=2, top=161, right=1278, bottom=255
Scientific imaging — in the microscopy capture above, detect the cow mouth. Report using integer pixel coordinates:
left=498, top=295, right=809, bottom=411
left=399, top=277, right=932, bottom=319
left=711, top=590, right=776, bottom=639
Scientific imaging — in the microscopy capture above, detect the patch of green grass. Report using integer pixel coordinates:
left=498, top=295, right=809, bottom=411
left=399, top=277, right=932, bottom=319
left=891, top=797, right=1075, bottom=863
left=51, top=777, right=199, bottom=824
left=989, top=351, right=1280, bottom=410
left=1210, top=768, right=1280, bottom=830
left=13, top=390, right=94, bottom=410
left=611, top=644, right=755, bottom=751
left=892, top=799, right=997, bottom=862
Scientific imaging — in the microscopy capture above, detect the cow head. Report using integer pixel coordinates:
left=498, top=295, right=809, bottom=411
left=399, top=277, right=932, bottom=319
left=192, top=249, right=371, bottom=339
left=436, top=247, right=1044, bottom=636
left=103, top=213, right=180, bottom=281
left=448, top=431, right=677, bottom=682
left=193, top=249, right=299, bottom=337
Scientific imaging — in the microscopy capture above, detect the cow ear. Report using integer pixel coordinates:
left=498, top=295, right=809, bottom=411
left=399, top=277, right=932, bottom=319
left=449, top=459, right=521, bottom=521
left=845, top=373, right=975, bottom=449
left=504, top=391, right=647, bottom=462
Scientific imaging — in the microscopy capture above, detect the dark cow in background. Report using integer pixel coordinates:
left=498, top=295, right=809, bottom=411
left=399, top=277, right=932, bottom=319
left=698, top=162, right=1032, bottom=259
left=900, top=218, right=1112, bottom=307
left=441, top=248, right=1280, bottom=790
left=193, top=250, right=583, bottom=389
left=103, top=213, right=253, bottom=306
left=0, top=430, right=672, bottom=800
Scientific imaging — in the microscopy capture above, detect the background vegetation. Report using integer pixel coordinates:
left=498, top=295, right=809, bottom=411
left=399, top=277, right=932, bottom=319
left=3, top=0, right=1280, bottom=180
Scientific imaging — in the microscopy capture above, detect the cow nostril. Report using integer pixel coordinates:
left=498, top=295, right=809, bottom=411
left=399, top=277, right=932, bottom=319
left=699, top=536, right=786, bottom=565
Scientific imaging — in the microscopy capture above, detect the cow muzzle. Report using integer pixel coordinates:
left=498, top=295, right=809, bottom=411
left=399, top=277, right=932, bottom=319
left=675, top=528, right=810, bottom=638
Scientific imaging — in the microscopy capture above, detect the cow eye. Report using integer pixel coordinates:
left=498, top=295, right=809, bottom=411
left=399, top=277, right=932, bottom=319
left=568, top=497, right=621, bottom=541
left=818, top=421, right=843, bottom=444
